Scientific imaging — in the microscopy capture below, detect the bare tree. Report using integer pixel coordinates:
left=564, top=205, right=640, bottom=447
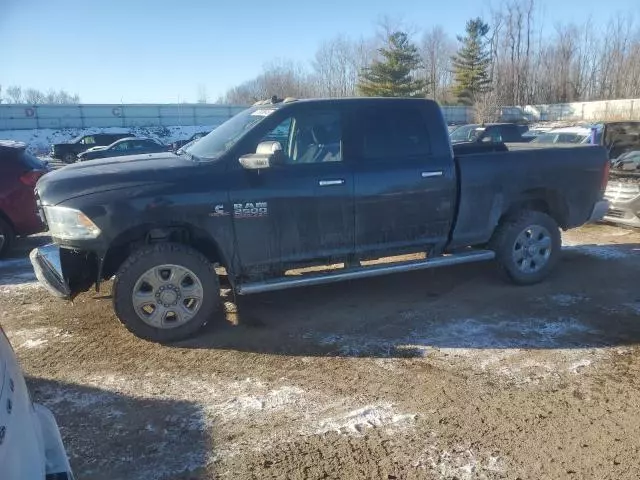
left=196, top=84, right=208, bottom=103
left=5, top=86, right=23, bottom=103
left=3, top=85, right=79, bottom=104
left=419, top=26, right=456, bottom=102
left=23, top=88, right=46, bottom=104
left=312, top=35, right=376, bottom=97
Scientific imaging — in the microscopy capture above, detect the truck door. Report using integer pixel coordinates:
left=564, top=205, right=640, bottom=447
left=228, top=106, right=355, bottom=276
left=351, top=104, right=456, bottom=258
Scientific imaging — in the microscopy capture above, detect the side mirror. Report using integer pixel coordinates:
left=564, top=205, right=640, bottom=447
left=239, top=141, right=284, bottom=170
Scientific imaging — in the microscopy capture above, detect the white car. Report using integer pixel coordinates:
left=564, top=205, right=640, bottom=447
left=530, top=126, right=594, bottom=144
left=0, top=324, right=73, bottom=479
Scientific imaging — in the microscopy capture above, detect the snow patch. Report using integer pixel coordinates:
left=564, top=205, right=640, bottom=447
left=21, top=338, right=48, bottom=348
left=314, top=315, right=615, bottom=384
left=414, top=447, right=503, bottom=480
left=548, top=293, right=589, bottom=307
left=563, top=243, right=635, bottom=260
left=315, top=404, right=417, bottom=435
left=215, top=386, right=306, bottom=419
left=6, top=326, right=72, bottom=349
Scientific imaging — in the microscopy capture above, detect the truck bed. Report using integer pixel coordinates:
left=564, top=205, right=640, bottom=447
left=450, top=145, right=608, bottom=249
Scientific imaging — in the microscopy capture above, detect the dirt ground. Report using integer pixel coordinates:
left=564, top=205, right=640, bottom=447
left=2, top=224, right=640, bottom=480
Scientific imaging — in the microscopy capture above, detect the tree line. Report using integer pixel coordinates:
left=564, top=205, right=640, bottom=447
left=0, top=85, right=80, bottom=104
left=218, top=0, right=640, bottom=109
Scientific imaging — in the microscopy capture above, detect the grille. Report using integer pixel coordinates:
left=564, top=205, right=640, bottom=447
left=605, top=182, right=640, bottom=202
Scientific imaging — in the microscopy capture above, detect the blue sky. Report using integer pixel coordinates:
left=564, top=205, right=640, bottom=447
left=1, top=0, right=639, bottom=103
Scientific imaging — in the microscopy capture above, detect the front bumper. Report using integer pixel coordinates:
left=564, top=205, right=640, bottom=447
left=29, top=244, right=71, bottom=299
left=587, top=199, right=610, bottom=223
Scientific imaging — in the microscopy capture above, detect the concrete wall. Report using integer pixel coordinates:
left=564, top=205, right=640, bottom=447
left=524, top=98, right=640, bottom=122
left=0, top=104, right=246, bottom=130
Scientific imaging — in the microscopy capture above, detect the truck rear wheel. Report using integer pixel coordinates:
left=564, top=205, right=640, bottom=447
left=490, top=210, right=561, bottom=285
left=63, top=152, right=76, bottom=164
left=113, top=243, right=220, bottom=342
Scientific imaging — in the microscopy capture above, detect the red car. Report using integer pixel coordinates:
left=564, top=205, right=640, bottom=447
left=0, top=141, right=48, bottom=257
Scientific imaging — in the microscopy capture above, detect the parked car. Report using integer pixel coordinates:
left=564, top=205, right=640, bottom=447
left=449, top=123, right=531, bottom=144
left=50, top=133, right=133, bottom=164
left=170, top=132, right=209, bottom=152
left=77, top=137, right=168, bottom=161
left=0, top=141, right=48, bottom=257
left=31, top=97, right=608, bottom=342
left=1, top=322, right=74, bottom=479
left=530, top=127, right=591, bottom=145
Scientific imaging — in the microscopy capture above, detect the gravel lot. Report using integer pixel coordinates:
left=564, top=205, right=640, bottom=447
left=2, top=224, right=640, bottom=479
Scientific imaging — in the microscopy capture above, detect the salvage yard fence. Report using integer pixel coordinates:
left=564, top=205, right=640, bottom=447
left=1, top=98, right=639, bottom=132
left=0, top=104, right=247, bottom=130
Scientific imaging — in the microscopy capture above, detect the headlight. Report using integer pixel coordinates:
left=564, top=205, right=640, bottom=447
left=43, top=206, right=101, bottom=240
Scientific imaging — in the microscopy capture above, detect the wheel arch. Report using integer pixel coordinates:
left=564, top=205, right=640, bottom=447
left=102, top=222, right=230, bottom=281
left=501, top=188, right=569, bottom=229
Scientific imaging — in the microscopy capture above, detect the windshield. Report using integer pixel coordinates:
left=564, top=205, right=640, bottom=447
left=184, top=108, right=274, bottom=160
left=531, top=133, right=557, bottom=144
left=449, top=124, right=481, bottom=143
left=532, top=132, right=588, bottom=144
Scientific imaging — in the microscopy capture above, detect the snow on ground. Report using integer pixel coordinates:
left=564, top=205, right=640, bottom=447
left=413, top=446, right=504, bottom=480
left=34, top=369, right=418, bottom=465
left=313, top=313, right=621, bottom=384
left=5, top=326, right=73, bottom=350
left=314, top=404, right=417, bottom=435
left=0, top=125, right=221, bottom=155
left=562, top=241, right=638, bottom=260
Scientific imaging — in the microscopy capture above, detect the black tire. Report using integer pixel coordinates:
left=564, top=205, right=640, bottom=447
left=0, top=217, right=14, bottom=258
left=489, top=210, right=561, bottom=285
left=63, top=152, right=76, bottom=164
left=113, top=243, right=220, bottom=342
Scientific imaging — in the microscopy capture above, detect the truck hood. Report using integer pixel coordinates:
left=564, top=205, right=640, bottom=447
left=36, top=152, right=196, bottom=205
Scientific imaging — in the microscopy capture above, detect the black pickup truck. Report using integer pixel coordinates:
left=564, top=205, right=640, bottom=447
left=30, top=98, right=609, bottom=342
left=51, top=133, right=133, bottom=164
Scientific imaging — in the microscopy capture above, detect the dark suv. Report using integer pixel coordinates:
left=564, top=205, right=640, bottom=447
left=51, top=133, right=133, bottom=163
left=0, top=141, right=49, bottom=257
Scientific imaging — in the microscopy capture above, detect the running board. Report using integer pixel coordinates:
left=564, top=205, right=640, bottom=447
left=236, top=250, right=495, bottom=295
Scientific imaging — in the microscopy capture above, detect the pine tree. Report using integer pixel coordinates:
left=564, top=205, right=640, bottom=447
left=451, top=18, right=492, bottom=105
left=358, top=32, right=426, bottom=97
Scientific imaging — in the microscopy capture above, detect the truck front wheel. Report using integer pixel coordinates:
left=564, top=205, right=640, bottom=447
left=490, top=210, right=561, bottom=285
left=113, top=243, right=220, bottom=342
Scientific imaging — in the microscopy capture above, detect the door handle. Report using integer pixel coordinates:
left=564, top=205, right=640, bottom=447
left=318, top=179, right=345, bottom=186
left=421, top=171, right=443, bottom=178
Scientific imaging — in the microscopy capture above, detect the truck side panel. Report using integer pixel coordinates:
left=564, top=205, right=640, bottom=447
left=450, top=146, right=608, bottom=249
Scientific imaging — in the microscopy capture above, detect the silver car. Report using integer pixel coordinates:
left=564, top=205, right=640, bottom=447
left=604, top=151, right=640, bottom=227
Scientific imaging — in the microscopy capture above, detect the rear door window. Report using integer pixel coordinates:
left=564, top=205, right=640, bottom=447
left=357, top=106, right=431, bottom=161
left=500, top=125, right=521, bottom=142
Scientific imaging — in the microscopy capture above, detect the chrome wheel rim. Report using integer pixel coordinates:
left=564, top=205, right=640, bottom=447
left=132, top=264, right=204, bottom=329
left=512, top=225, right=552, bottom=274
